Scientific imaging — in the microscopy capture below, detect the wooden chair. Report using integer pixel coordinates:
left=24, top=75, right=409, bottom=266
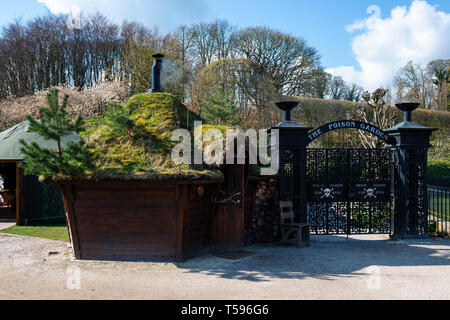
left=1, top=192, right=14, bottom=207
left=280, top=201, right=310, bottom=248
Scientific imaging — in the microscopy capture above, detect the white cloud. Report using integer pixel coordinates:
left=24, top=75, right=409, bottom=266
left=37, top=0, right=208, bottom=31
left=38, top=0, right=88, bottom=15
left=327, top=0, right=450, bottom=91
left=346, top=5, right=381, bottom=33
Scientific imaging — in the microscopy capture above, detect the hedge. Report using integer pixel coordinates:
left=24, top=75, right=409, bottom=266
left=289, top=97, right=450, bottom=159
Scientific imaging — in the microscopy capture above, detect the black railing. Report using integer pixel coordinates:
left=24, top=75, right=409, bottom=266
left=428, top=185, right=450, bottom=237
left=428, top=177, right=450, bottom=188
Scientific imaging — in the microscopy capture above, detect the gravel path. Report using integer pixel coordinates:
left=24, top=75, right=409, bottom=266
left=0, top=233, right=449, bottom=300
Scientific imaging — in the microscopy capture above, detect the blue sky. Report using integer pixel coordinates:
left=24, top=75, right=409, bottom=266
left=0, top=0, right=449, bottom=90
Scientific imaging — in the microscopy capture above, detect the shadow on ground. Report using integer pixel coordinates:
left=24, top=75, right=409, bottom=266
left=0, top=207, right=15, bottom=222
left=177, top=235, right=450, bottom=282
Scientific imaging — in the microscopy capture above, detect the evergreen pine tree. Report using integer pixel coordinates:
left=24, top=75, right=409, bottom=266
left=20, top=89, right=93, bottom=178
left=201, top=86, right=241, bottom=126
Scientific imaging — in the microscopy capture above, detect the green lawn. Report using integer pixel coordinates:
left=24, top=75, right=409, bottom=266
left=0, top=224, right=69, bottom=242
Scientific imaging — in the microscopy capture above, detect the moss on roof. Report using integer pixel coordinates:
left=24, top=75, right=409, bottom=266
left=47, top=169, right=224, bottom=183
left=78, top=92, right=223, bottom=182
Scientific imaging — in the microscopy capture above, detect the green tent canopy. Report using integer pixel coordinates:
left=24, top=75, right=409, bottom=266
left=0, top=121, right=82, bottom=161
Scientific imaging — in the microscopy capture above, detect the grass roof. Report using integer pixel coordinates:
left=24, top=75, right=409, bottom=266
left=73, top=92, right=223, bottom=182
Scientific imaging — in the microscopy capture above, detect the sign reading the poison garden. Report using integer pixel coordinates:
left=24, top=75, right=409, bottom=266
left=353, top=181, right=390, bottom=202
left=310, top=183, right=346, bottom=202
left=307, top=121, right=390, bottom=144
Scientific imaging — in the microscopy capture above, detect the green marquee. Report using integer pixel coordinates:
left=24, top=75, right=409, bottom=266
left=0, top=121, right=81, bottom=161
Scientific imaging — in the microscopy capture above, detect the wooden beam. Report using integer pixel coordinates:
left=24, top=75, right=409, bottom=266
left=60, top=185, right=81, bottom=260
left=15, top=163, right=25, bottom=226
left=15, top=163, right=19, bottom=225
left=176, top=185, right=187, bottom=262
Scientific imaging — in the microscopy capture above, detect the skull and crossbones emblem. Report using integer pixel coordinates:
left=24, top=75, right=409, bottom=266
left=321, top=188, right=334, bottom=199
left=364, top=188, right=377, bottom=199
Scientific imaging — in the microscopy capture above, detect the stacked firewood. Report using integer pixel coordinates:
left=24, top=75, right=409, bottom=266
left=247, top=179, right=280, bottom=244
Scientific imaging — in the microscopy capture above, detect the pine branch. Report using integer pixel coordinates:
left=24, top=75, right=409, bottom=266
left=20, top=88, right=93, bottom=179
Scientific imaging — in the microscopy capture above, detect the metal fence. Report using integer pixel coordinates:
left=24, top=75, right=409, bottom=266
left=428, top=185, right=450, bottom=237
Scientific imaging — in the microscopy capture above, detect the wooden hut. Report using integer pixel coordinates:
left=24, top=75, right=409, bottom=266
left=51, top=135, right=262, bottom=262
left=53, top=168, right=260, bottom=262
left=21, top=89, right=262, bottom=261
left=55, top=179, right=221, bottom=261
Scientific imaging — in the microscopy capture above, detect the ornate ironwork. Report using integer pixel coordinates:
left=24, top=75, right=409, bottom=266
left=278, top=147, right=303, bottom=222
left=405, top=148, right=428, bottom=234
left=279, top=148, right=301, bottom=196
left=273, top=99, right=434, bottom=239
left=389, top=150, right=399, bottom=237
left=306, top=148, right=395, bottom=235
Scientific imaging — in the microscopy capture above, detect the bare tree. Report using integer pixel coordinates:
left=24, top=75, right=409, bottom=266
left=329, top=76, right=347, bottom=100
left=394, top=61, right=433, bottom=109
left=171, top=25, right=196, bottom=100
left=190, top=22, right=216, bottom=68
left=121, top=30, right=174, bottom=94
left=209, top=19, right=238, bottom=60
left=192, top=58, right=277, bottom=128
left=0, top=13, right=124, bottom=97
left=1, top=20, right=35, bottom=97
left=348, top=88, right=399, bottom=148
left=310, top=70, right=331, bottom=99
left=173, top=25, right=195, bottom=66
left=236, top=26, right=321, bottom=96
left=427, top=59, right=450, bottom=111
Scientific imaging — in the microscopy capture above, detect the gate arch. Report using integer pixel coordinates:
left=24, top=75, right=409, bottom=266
left=304, top=121, right=395, bottom=235
left=274, top=99, right=434, bottom=239
left=306, top=121, right=394, bottom=146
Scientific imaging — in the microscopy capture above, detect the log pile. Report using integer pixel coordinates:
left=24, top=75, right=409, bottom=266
left=247, top=178, right=280, bottom=244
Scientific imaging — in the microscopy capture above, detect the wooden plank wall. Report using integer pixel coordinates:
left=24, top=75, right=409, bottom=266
left=60, top=181, right=220, bottom=261
left=182, top=184, right=218, bottom=259
left=72, top=183, right=179, bottom=261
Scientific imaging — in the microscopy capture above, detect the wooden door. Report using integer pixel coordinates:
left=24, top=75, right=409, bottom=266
left=210, top=164, right=246, bottom=248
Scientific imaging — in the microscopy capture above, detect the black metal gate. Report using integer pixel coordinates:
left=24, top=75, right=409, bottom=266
left=306, top=148, right=396, bottom=235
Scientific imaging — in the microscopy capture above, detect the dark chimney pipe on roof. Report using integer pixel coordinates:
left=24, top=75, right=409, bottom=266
left=151, top=53, right=164, bottom=93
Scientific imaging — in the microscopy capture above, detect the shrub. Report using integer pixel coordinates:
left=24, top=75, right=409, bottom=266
left=291, top=97, right=450, bottom=155
left=428, top=159, right=450, bottom=178
left=428, top=159, right=450, bottom=186
left=428, top=221, right=437, bottom=234
left=0, top=82, right=129, bottom=132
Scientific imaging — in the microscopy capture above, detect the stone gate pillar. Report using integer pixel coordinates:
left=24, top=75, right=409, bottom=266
left=385, top=103, right=436, bottom=239
left=270, top=99, right=311, bottom=224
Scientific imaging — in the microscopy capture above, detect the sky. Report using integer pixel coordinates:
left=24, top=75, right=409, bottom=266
left=0, top=0, right=449, bottom=91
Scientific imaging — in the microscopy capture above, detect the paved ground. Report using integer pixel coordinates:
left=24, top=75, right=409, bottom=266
left=0, top=208, right=15, bottom=231
left=0, top=233, right=449, bottom=300
left=0, top=222, right=15, bottom=231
